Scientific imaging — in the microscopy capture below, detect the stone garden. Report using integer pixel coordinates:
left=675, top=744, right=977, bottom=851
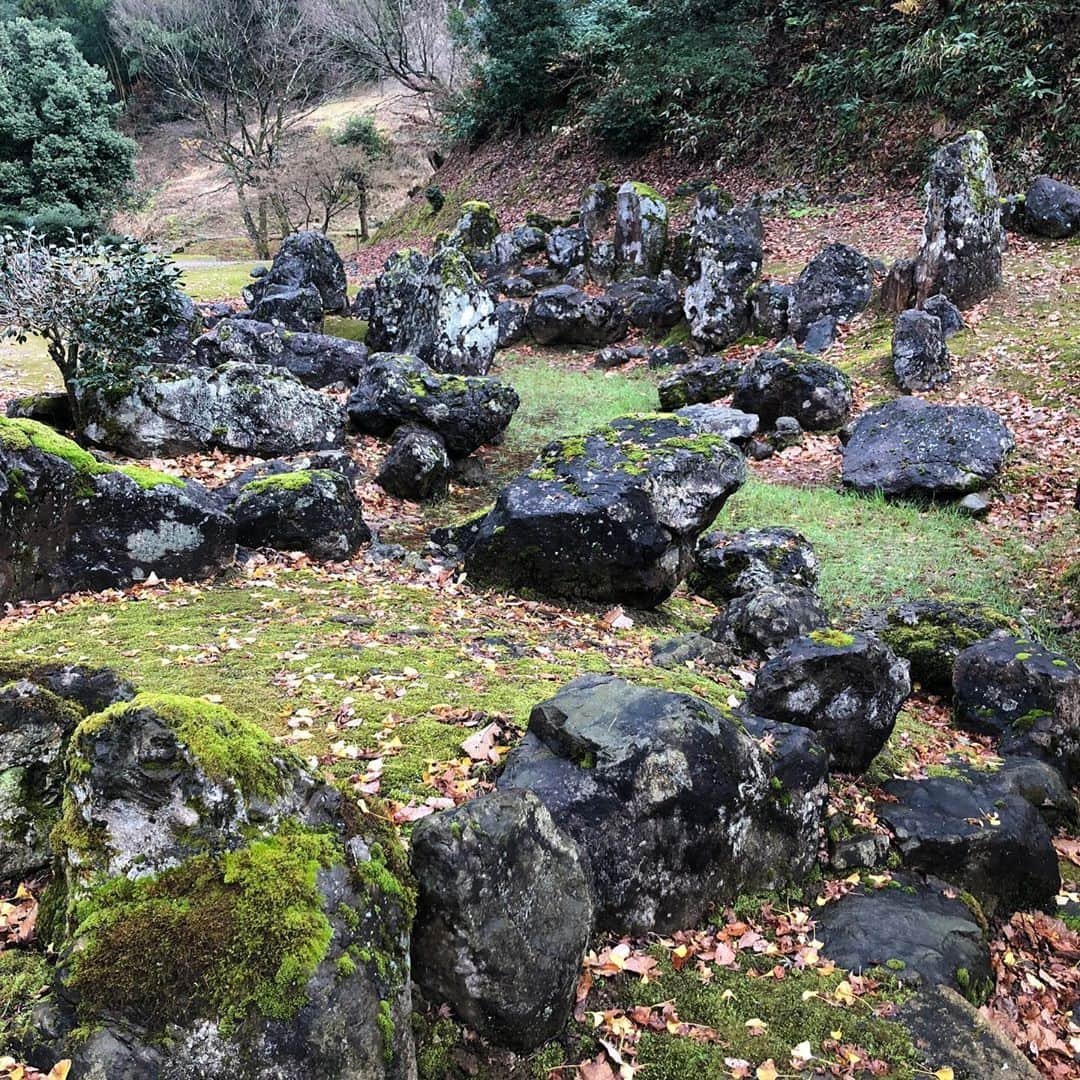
left=2, top=133, right=1080, bottom=1080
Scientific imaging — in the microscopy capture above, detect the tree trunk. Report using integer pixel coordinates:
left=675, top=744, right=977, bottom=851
left=236, top=184, right=269, bottom=259
left=359, top=188, right=369, bottom=241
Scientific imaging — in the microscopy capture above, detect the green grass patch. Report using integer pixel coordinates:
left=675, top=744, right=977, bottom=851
left=175, top=259, right=265, bottom=302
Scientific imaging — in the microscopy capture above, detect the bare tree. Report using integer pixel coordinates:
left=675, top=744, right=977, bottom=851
left=111, top=0, right=351, bottom=256
left=273, top=140, right=381, bottom=237
left=311, top=0, right=468, bottom=109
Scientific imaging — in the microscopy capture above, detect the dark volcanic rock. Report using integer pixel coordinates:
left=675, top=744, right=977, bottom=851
left=607, top=274, right=683, bottom=332
left=217, top=450, right=361, bottom=503
left=842, top=397, right=1014, bottom=499
left=731, top=350, right=852, bottom=431
left=498, top=676, right=822, bottom=934
left=461, top=414, right=746, bottom=607
left=0, top=418, right=235, bottom=604
left=747, top=631, right=911, bottom=774
left=365, top=248, right=428, bottom=352
left=193, top=319, right=368, bottom=388
left=788, top=243, right=873, bottom=341
left=892, top=309, right=950, bottom=392
left=246, top=230, right=348, bottom=330
left=816, top=873, right=990, bottom=994
left=673, top=404, right=759, bottom=442
left=749, top=281, right=792, bottom=339
left=495, top=300, right=528, bottom=348
left=527, top=285, right=628, bottom=346
left=376, top=426, right=452, bottom=503
left=689, top=526, right=819, bottom=603
left=657, top=356, right=744, bottom=410
left=920, top=293, right=964, bottom=338
left=410, top=789, right=592, bottom=1052
left=913, top=131, right=1002, bottom=307
left=6, top=391, right=74, bottom=431
left=1023, top=175, right=1080, bottom=239
left=877, top=773, right=1059, bottom=917
left=347, top=353, right=519, bottom=458
left=708, top=585, right=828, bottom=660
left=232, top=469, right=370, bottom=559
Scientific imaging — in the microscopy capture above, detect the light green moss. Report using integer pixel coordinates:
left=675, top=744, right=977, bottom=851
left=0, top=950, right=53, bottom=1051
left=239, top=470, right=318, bottom=496
left=809, top=628, right=855, bottom=648
left=117, top=465, right=185, bottom=490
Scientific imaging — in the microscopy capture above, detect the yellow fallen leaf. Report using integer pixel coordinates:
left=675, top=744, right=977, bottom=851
left=933, top=1069, right=955, bottom=1080
left=755, top=1062, right=779, bottom=1080
left=833, top=979, right=855, bottom=1005
left=745, top=1018, right=768, bottom=1036
left=831, top=1028, right=843, bottom=1040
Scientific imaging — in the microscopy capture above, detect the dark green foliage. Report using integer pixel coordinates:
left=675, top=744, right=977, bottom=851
left=0, top=19, right=135, bottom=225
left=334, top=114, right=388, bottom=158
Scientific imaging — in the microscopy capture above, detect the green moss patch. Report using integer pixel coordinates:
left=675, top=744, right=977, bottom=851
left=66, top=825, right=337, bottom=1034
left=0, top=950, right=53, bottom=1051
left=239, top=470, right=319, bottom=496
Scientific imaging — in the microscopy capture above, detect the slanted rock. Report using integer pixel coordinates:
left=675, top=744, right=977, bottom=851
left=842, top=398, right=1014, bottom=499
left=673, top=404, right=759, bottom=443
left=708, top=585, right=828, bottom=659
left=921, top=293, right=964, bottom=337
left=346, top=353, right=519, bottom=458
left=376, top=426, right=452, bottom=503
left=689, top=526, right=819, bottom=603
left=788, top=244, right=873, bottom=342
left=881, top=258, right=916, bottom=313
left=657, top=355, right=745, bottom=410
left=913, top=131, right=1002, bottom=307
left=579, top=181, right=616, bottom=236
left=498, top=676, right=822, bottom=934
left=877, top=773, right=1059, bottom=916
left=546, top=225, right=590, bottom=272
left=246, top=230, right=349, bottom=330
left=731, top=349, right=852, bottom=431
left=395, top=248, right=499, bottom=374
left=77, top=362, right=347, bottom=458
left=495, top=299, right=528, bottom=348
left=490, top=226, right=547, bottom=273
left=953, top=633, right=1080, bottom=779
left=865, top=599, right=1017, bottom=695
left=816, top=873, right=990, bottom=994
left=892, top=309, right=950, bottom=392
left=410, top=789, right=592, bottom=1052
left=1022, top=175, right=1080, bottom=239
left=232, top=470, right=370, bottom=559
left=607, top=274, right=682, bottom=331
left=447, top=200, right=500, bottom=253
left=747, top=630, right=911, bottom=774
left=0, top=680, right=83, bottom=880
left=614, top=182, right=668, bottom=277
left=527, top=285, right=628, bottom=346
left=194, top=318, right=368, bottom=388
left=0, top=418, right=235, bottom=604
left=51, top=695, right=416, bottom=1078
left=461, top=414, right=747, bottom=607
left=366, top=248, right=428, bottom=352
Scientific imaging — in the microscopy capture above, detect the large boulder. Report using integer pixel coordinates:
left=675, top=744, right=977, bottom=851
left=546, top=225, right=591, bottom=272
left=410, top=789, right=592, bottom=1052
left=877, top=773, right=1059, bottom=917
left=232, top=469, right=370, bottom=559
left=731, top=349, right=852, bottom=431
left=614, top=182, right=668, bottom=277
left=461, top=414, right=747, bottom=607
left=673, top=404, right=759, bottom=442
left=498, top=676, right=823, bottom=934
left=375, top=426, right=452, bottom=503
left=842, top=398, right=1014, bottom=499
left=607, top=274, right=683, bottom=332
left=749, top=281, right=793, bottom=339
left=490, top=226, right=546, bottom=273
left=683, top=211, right=762, bottom=348
left=0, top=418, right=235, bottom=604
left=816, top=873, right=990, bottom=995
left=913, top=131, right=1002, bottom=307
left=217, top=450, right=361, bottom=503
left=892, top=309, right=950, bottom=392
left=864, top=599, right=1018, bottom=695
left=394, top=248, right=499, bottom=374
left=1022, top=175, right=1080, bottom=239
left=953, top=633, right=1080, bottom=778
left=6, top=391, right=74, bottom=431
left=246, top=230, right=349, bottom=329
left=495, top=299, right=528, bottom=348
left=0, top=680, right=83, bottom=881
left=346, top=353, right=519, bottom=458
left=49, top=693, right=416, bottom=1078
left=657, top=355, right=744, bottom=411
left=526, top=285, right=628, bottom=346
left=579, top=181, right=616, bottom=236
left=708, top=584, right=828, bottom=660
left=194, top=319, right=368, bottom=389
left=366, top=248, right=428, bottom=352
left=747, top=630, right=911, bottom=774
left=689, top=526, right=819, bottom=603
left=788, top=244, right=873, bottom=342
left=77, top=362, right=347, bottom=459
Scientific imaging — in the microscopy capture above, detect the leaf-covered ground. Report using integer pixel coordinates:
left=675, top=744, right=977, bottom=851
left=2, top=198, right=1080, bottom=1079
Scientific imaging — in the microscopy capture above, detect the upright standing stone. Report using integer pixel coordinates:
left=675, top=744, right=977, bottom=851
left=914, top=131, right=1002, bottom=308
left=614, top=182, right=668, bottom=277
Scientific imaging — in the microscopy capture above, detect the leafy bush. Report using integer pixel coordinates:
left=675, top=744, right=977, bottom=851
left=0, top=18, right=136, bottom=226
left=334, top=114, right=388, bottom=158
left=0, top=230, right=186, bottom=388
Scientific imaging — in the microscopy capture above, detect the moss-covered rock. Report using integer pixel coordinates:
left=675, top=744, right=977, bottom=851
left=0, top=950, right=54, bottom=1054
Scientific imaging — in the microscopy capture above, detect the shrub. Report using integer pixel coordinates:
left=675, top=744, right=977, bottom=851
left=334, top=114, right=388, bottom=158
left=0, top=18, right=136, bottom=225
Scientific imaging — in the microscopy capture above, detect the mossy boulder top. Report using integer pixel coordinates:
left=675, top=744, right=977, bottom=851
left=614, top=180, right=668, bottom=277
left=0, top=417, right=235, bottom=604
left=462, top=413, right=748, bottom=608
left=76, top=360, right=349, bottom=459
left=347, top=352, right=519, bottom=458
